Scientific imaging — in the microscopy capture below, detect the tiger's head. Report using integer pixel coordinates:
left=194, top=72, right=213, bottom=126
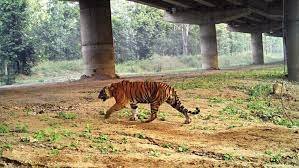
left=98, top=86, right=112, bottom=101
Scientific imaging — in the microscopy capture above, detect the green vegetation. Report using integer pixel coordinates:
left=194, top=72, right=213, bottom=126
left=208, top=97, right=225, bottom=104
left=95, top=144, right=117, bottom=154
left=149, top=149, right=161, bottom=157
left=34, top=130, right=46, bottom=141
left=177, top=144, right=189, bottom=153
left=223, top=153, right=234, bottom=161
left=0, top=0, right=283, bottom=85
left=265, top=151, right=283, bottom=164
left=93, top=134, right=109, bottom=144
left=50, top=148, right=60, bottom=156
left=220, top=105, right=243, bottom=116
left=0, top=124, right=9, bottom=133
left=138, top=109, right=150, bottom=121
left=173, top=67, right=284, bottom=90
left=0, top=143, right=13, bottom=156
left=134, top=133, right=146, bottom=139
left=248, top=84, right=272, bottom=97
left=162, top=143, right=173, bottom=149
left=14, top=124, right=29, bottom=133
left=49, top=132, right=62, bottom=142
left=33, top=129, right=64, bottom=142
left=158, top=112, right=167, bottom=121
left=58, top=112, right=77, bottom=120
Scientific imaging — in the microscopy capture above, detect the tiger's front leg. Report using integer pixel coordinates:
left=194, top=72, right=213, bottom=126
left=104, top=103, right=126, bottom=119
left=130, top=103, right=139, bottom=121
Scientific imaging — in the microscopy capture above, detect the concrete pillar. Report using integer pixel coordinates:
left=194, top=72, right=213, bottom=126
left=200, top=24, right=219, bottom=70
left=285, top=0, right=299, bottom=81
left=251, top=32, right=264, bottom=65
left=79, top=0, right=116, bottom=79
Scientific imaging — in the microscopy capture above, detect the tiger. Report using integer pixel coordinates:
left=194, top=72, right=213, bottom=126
left=98, top=80, right=200, bottom=124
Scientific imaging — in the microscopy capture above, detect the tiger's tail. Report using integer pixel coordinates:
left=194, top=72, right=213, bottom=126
left=166, top=94, right=200, bottom=115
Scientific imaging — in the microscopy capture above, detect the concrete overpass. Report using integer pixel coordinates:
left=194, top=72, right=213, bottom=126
left=69, top=0, right=299, bottom=81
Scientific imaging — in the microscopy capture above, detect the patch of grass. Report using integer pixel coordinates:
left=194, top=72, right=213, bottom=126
left=177, top=144, right=189, bottom=153
left=149, top=149, right=161, bottom=157
left=14, top=124, right=29, bottom=133
left=208, top=97, right=225, bottom=104
left=220, top=105, right=242, bottom=115
left=118, top=109, right=131, bottom=118
left=138, top=109, right=150, bottom=121
left=48, top=122, right=60, bottom=128
left=121, top=137, right=128, bottom=144
left=203, top=114, right=213, bottom=120
left=23, top=108, right=33, bottom=116
left=162, top=143, right=173, bottom=149
left=0, top=143, right=13, bottom=156
left=0, top=124, right=9, bottom=133
left=158, top=112, right=167, bottom=121
left=49, top=132, right=62, bottom=142
left=223, top=153, right=234, bottom=161
left=62, top=130, right=75, bottom=137
left=58, top=112, right=77, bottom=120
left=248, top=84, right=272, bottom=98
left=173, top=67, right=284, bottom=90
left=80, top=124, right=92, bottom=139
left=273, top=118, right=299, bottom=128
left=68, top=141, right=79, bottom=149
left=134, top=133, right=146, bottom=139
left=265, top=150, right=283, bottom=164
left=96, top=144, right=117, bottom=154
left=93, top=134, right=109, bottom=143
left=247, top=100, right=281, bottom=122
left=50, top=148, right=60, bottom=156
left=233, top=98, right=246, bottom=104
left=34, top=130, right=46, bottom=141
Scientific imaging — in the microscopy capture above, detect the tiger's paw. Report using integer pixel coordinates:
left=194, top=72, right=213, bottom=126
left=104, top=114, right=110, bottom=119
left=129, top=116, right=138, bottom=121
left=184, top=118, right=191, bottom=124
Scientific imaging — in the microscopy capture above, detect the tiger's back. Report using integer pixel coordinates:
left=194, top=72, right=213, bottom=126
left=115, top=80, right=174, bottom=104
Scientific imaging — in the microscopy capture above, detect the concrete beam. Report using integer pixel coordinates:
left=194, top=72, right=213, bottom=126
left=164, top=8, right=251, bottom=25
left=285, top=0, right=299, bottom=81
left=79, top=0, right=116, bottom=79
left=251, top=33, right=264, bottom=65
left=162, top=0, right=190, bottom=8
left=228, top=22, right=282, bottom=33
left=200, top=24, right=219, bottom=70
left=248, top=7, right=282, bottom=21
left=225, top=0, right=243, bottom=6
left=193, top=0, right=216, bottom=7
left=128, top=0, right=169, bottom=10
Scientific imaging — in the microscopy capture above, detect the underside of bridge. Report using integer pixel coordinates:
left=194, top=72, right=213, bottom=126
left=69, top=0, right=298, bottom=81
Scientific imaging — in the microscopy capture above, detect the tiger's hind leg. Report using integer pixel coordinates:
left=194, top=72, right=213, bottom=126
left=104, top=103, right=126, bottom=119
left=144, top=103, right=159, bottom=123
left=130, top=103, right=139, bottom=121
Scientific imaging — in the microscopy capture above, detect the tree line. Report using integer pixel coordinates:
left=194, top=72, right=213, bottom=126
left=0, top=0, right=283, bottom=85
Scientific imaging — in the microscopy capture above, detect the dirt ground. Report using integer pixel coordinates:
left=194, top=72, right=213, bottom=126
left=0, top=65, right=298, bottom=168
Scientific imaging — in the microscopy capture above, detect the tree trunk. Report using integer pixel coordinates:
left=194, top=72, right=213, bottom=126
left=182, top=24, right=189, bottom=55
left=4, top=60, right=8, bottom=76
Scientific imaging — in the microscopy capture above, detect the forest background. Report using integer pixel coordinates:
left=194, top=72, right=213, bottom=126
left=0, top=0, right=283, bottom=85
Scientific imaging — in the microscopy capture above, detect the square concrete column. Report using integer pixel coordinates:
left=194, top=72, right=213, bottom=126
left=251, top=32, right=264, bottom=65
left=79, top=0, right=116, bottom=79
left=200, top=24, right=219, bottom=70
left=285, top=0, right=299, bottom=81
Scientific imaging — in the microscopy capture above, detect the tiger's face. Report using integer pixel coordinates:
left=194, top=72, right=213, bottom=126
left=98, top=86, right=111, bottom=101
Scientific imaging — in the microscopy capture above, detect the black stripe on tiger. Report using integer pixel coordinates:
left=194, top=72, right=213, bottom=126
left=166, top=96, right=200, bottom=115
